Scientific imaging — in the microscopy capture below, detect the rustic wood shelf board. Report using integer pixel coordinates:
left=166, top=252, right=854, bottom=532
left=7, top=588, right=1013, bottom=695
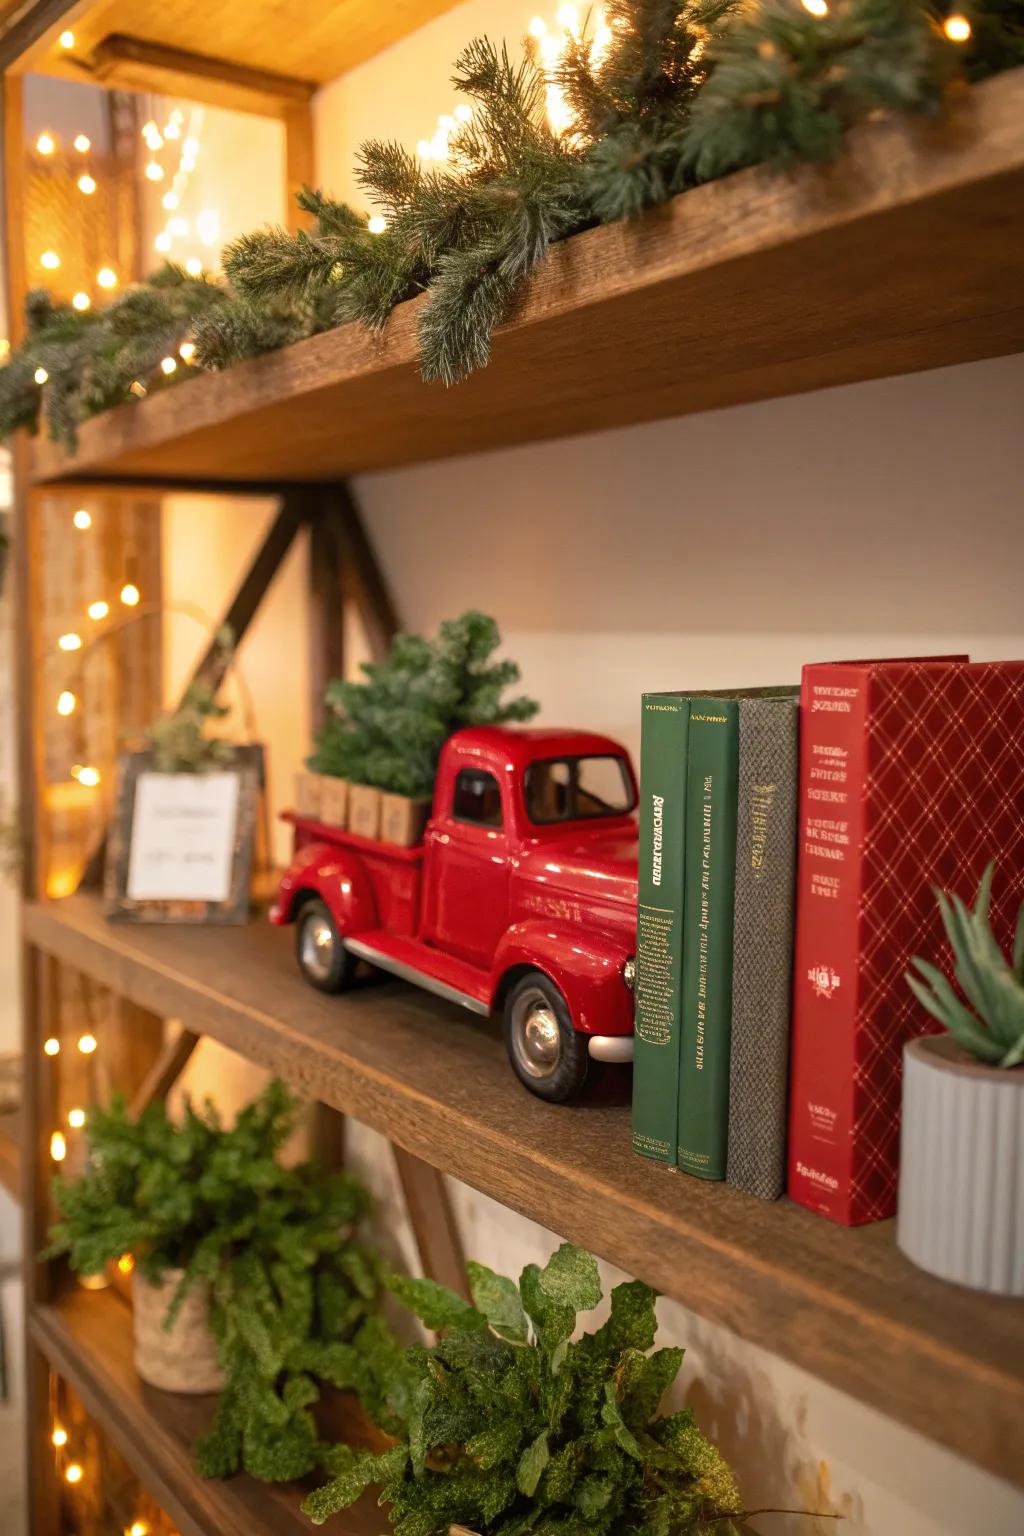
left=30, top=1286, right=382, bottom=1536
left=28, top=69, right=1024, bottom=488
left=5, top=0, right=463, bottom=84
left=25, top=894, right=1024, bottom=1489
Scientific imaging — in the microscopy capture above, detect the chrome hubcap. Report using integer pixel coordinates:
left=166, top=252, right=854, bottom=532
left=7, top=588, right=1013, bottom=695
left=511, top=987, right=563, bottom=1079
left=300, top=912, right=338, bottom=982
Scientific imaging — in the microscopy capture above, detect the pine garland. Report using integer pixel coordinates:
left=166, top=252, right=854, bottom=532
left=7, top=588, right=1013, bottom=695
left=0, top=2, right=1017, bottom=439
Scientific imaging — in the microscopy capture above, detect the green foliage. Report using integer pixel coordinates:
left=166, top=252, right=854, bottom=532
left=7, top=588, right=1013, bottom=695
left=148, top=627, right=237, bottom=773
left=0, top=4, right=1019, bottom=431
left=305, top=1241, right=743, bottom=1534
left=906, top=862, right=1024, bottom=1069
left=309, top=610, right=538, bottom=798
left=682, top=0, right=953, bottom=182
left=46, top=1080, right=399, bottom=1482
left=0, top=266, right=227, bottom=451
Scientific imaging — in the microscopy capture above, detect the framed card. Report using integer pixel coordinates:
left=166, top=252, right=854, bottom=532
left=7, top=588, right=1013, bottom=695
left=104, top=747, right=262, bottom=923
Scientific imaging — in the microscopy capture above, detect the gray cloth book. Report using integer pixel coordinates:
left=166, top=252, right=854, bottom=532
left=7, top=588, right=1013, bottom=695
left=727, top=694, right=799, bottom=1200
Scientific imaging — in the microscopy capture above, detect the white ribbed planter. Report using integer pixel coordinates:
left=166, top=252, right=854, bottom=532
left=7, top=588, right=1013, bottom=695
left=897, top=1035, right=1024, bottom=1296
left=133, top=1269, right=225, bottom=1393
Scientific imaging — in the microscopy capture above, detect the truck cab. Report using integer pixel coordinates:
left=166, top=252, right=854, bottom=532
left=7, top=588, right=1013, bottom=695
left=272, top=727, right=640, bottom=1101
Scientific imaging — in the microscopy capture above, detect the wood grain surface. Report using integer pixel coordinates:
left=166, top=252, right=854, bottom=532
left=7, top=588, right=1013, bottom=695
left=24, top=892, right=1024, bottom=1489
left=30, top=1286, right=384, bottom=1536
left=29, top=68, right=1024, bottom=489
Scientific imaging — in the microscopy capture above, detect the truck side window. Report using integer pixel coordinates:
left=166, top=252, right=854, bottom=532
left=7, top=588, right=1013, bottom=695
left=452, top=768, right=503, bottom=828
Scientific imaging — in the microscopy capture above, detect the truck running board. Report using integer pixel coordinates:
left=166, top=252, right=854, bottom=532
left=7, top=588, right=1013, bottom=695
left=343, top=937, right=490, bottom=1017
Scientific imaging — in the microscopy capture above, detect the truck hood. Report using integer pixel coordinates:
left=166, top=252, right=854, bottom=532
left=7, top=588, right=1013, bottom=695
left=517, top=822, right=639, bottom=912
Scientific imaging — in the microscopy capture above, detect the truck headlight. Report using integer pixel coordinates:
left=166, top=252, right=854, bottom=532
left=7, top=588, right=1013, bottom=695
left=622, top=956, right=636, bottom=990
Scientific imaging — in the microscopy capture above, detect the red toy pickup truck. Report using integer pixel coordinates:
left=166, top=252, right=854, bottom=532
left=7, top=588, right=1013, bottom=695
left=271, top=726, right=639, bottom=1101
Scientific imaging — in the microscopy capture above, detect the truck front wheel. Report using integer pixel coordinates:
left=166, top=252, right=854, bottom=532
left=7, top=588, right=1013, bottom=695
left=295, top=898, right=357, bottom=994
left=503, top=972, right=591, bottom=1103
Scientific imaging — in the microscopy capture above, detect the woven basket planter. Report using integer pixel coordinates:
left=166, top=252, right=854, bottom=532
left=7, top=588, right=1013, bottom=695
left=133, top=1269, right=225, bottom=1393
left=897, top=1035, right=1024, bottom=1296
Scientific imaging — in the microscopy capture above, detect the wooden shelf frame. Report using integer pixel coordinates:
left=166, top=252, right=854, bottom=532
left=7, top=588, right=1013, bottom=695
left=27, top=67, right=1024, bottom=490
left=24, top=893, right=1024, bottom=1493
left=30, top=1285, right=382, bottom=1536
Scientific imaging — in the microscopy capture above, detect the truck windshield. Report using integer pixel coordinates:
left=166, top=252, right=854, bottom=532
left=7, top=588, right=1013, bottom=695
left=524, top=756, right=635, bottom=825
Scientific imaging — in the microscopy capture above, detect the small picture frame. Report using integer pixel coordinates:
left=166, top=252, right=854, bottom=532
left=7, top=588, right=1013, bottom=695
left=104, top=746, right=262, bottom=924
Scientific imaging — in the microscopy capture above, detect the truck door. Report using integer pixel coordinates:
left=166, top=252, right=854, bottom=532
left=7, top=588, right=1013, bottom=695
left=422, top=765, right=511, bottom=968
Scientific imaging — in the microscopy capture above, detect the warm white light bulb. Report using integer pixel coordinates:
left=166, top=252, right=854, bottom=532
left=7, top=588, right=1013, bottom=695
left=129, top=1523, right=149, bottom=1536
left=77, top=1034, right=97, bottom=1054
left=50, top=1131, right=66, bottom=1162
left=78, top=173, right=96, bottom=195
left=154, top=232, right=172, bottom=253
left=40, top=250, right=60, bottom=269
left=76, top=767, right=100, bottom=788
left=164, top=120, right=181, bottom=141
left=72, top=291, right=90, bottom=311
left=87, top=600, right=109, bottom=620
left=58, top=632, right=82, bottom=651
left=417, top=138, right=433, bottom=159
left=74, top=133, right=91, bottom=153
left=64, top=1463, right=83, bottom=1485
left=944, top=12, right=971, bottom=41
left=196, top=208, right=219, bottom=246
left=529, top=17, right=547, bottom=38
left=454, top=104, right=473, bottom=123
left=36, top=132, right=56, bottom=155
left=68, top=1107, right=86, bottom=1129
left=184, top=257, right=203, bottom=277
left=73, top=508, right=91, bottom=529
left=34, top=367, right=49, bottom=385
left=145, top=160, right=164, bottom=182
left=162, top=190, right=178, bottom=211
left=58, top=30, right=75, bottom=49
left=160, top=356, right=177, bottom=375
left=801, top=0, right=828, bottom=12
left=179, top=340, right=197, bottom=362
left=43, top=1037, right=60, bottom=1057
left=120, top=583, right=140, bottom=606
left=97, top=267, right=117, bottom=288
left=367, top=214, right=387, bottom=234
left=51, top=1426, right=68, bottom=1448
left=183, top=136, right=200, bottom=158
left=57, top=690, right=76, bottom=716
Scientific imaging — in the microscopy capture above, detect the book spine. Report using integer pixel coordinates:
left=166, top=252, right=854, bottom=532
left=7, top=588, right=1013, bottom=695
left=677, top=700, right=739, bottom=1181
left=631, top=694, right=689, bottom=1165
left=787, top=665, right=869, bottom=1224
left=726, top=698, right=799, bottom=1201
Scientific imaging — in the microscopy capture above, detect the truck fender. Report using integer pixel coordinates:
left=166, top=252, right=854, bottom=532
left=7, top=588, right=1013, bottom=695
left=491, top=920, right=634, bottom=1038
left=271, top=840, right=377, bottom=934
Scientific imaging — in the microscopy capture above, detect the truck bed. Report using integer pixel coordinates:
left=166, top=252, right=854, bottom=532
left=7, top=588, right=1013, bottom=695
left=283, top=810, right=424, bottom=937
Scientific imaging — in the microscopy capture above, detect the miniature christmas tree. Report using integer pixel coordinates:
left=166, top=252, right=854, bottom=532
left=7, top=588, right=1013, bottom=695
left=308, top=611, right=538, bottom=799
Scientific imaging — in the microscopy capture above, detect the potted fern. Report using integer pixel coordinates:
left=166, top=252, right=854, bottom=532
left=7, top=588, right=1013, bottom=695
left=901, top=863, right=1024, bottom=1295
left=47, top=1081, right=401, bottom=1480
left=304, top=1242, right=746, bottom=1533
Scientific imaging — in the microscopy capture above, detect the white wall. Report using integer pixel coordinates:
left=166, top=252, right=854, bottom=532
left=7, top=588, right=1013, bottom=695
left=302, top=5, right=1024, bottom=1533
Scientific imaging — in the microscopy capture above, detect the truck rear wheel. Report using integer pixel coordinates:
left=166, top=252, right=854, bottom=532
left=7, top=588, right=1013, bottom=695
left=503, top=972, right=591, bottom=1103
left=295, top=898, right=357, bottom=994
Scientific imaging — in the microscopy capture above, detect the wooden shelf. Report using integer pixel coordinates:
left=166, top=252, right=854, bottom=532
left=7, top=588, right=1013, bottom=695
left=30, top=1286, right=382, bottom=1536
left=24, top=892, right=1024, bottom=1490
left=28, top=69, right=1024, bottom=489
left=3, top=1, right=461, bottom=88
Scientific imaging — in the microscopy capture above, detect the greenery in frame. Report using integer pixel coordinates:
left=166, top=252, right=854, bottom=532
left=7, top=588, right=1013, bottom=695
left=46, top=1080, right=405, bottom=1482
left=0, top=1, right=1019, bottom=439
left=304, top=1241, right=745, bottom=1535
left=147, top=626, right=238, bottom=773
left=905, top=861, right=1024, bottom=1069
left=309, top=610, right=538, bottom=798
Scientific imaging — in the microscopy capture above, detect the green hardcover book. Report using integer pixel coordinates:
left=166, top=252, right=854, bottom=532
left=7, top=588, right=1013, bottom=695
left=677, top=698, right=739, bottom=1180
left=631, top=692, right=689, bottom=1165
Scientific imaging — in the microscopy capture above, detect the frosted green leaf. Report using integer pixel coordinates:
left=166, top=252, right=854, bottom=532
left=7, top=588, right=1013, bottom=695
left=468, top=1260, right=530, bottom=1343
left=516, top=1429, right=550, bottom=1496
left=537, top=1243, right=602, bottom=1313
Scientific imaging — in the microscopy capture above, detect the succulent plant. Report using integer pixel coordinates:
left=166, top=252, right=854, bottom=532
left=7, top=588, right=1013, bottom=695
left=906, top=863, right=1024, bottom=1069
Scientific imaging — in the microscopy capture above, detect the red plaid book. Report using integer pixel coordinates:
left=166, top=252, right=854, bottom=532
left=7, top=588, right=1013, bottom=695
left=788, top=656, right=1024, bottom=1225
